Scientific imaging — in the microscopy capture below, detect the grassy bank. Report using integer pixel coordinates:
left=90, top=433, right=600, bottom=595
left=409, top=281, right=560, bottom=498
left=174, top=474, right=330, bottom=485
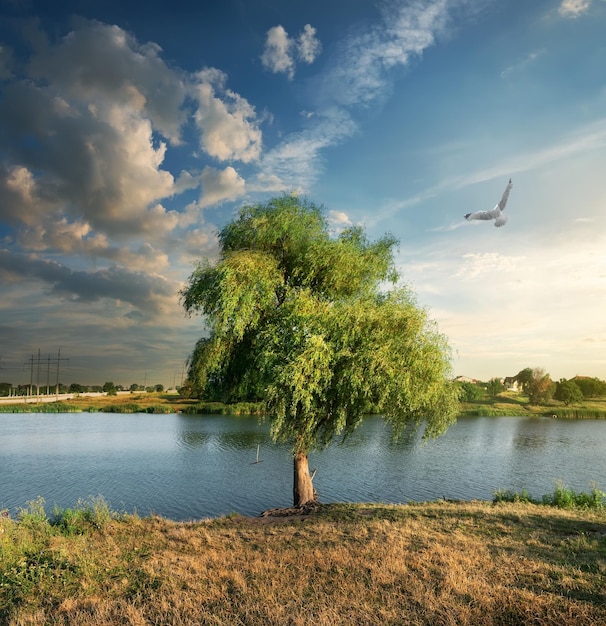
left=3, top=390, right=606, bottom=418
left=0, top=393, right=264, bottom=415
left=1, top=498, right=605, bottom=625
left=460, top=391, right=606, bottom=419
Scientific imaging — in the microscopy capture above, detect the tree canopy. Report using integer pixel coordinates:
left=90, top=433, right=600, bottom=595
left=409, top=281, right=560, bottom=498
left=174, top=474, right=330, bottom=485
left=526, top=368, right=555, bottom=405
left=554, top=379, right=583, bottom=406
left=182, top=195, right=460, bottom=505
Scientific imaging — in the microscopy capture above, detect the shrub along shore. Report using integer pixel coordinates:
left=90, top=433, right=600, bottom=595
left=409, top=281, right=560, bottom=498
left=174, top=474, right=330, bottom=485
left=1, top=495, right=605, bottom=625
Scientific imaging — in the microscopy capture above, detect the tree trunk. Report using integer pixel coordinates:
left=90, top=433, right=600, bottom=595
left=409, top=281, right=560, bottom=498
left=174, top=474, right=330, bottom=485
left=293, top=451, right=316, bottom=507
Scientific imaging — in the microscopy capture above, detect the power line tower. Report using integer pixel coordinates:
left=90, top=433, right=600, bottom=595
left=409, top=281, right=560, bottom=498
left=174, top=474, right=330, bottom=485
left=24, top=349, right=69, bottom=399
left=54, top=348, right=69, bottom=398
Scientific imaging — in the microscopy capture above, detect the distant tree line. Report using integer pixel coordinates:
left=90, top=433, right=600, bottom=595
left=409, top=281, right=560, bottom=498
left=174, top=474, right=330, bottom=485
left=456, top=369, right=606, bottom=406
left=0, top=381, right=165, bottom=397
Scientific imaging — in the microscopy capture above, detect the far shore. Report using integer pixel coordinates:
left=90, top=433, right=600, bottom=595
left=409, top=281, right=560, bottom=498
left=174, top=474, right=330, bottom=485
left=1, top=389, right=606, bottom=418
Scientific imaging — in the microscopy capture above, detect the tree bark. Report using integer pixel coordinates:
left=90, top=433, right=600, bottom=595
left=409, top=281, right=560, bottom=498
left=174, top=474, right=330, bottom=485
left=293, top=451, right=316, bottom=507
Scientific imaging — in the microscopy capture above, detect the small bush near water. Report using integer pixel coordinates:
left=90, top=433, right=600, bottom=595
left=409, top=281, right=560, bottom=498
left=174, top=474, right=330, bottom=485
left=546, top=407, right=606, bottom=419
left=96, top=403, right=174, bottom=414
left=494, top=483, right=606, bottom=509
left=0, top=401, right=80, bottom=414
left=182, top=400, right=264, bottom=415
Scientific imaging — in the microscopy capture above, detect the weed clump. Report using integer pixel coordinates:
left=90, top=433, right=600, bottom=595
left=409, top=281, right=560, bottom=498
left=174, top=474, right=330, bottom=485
left=494, top=482, right=606, bottom=510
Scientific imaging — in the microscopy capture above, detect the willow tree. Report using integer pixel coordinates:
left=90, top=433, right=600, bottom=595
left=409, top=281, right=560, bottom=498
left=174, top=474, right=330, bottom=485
left=182, top=195, right=459, bottom=507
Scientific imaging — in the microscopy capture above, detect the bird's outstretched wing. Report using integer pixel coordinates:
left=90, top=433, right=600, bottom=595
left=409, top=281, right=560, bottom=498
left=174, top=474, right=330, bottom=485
left=498, top=178, right=513, bottom=211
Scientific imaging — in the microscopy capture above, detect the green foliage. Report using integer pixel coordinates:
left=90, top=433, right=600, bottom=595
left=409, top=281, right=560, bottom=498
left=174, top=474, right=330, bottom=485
left=0, top=497, right=118, bottom=619
left=182, top=401, right=264, bottom=415
left=493, top=488, right=535, bottom=504
left=12, top=496, right=115, bottom=535
left=494, top=483, right=606, bottom=510
left=526, top=368, right=555, bottom=405
left=51, top=496, right=115, bottom=534
left=546, top=408, right=606, bottom=418
left=0, top=401, right=80, bottom=413
left=102, top=381, right=117, bottom=395
left=554, top=379, right=584, bottom=405
left=572, top=376, right=606, bottom=398
left=182, top=194, right=459, bottom=456
left=514, top=367, right=533, bottom=393
left=99, top=402, right=142, bottom=413
left=17, top=497, right=49, bottom=528
left=486, top=377, right=505, bottom=399
left=457, top=381, right=484, bottom=402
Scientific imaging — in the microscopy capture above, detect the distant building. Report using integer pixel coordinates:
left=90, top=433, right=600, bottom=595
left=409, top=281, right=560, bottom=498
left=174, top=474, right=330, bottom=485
left=453, top=375, right=479, bottom=384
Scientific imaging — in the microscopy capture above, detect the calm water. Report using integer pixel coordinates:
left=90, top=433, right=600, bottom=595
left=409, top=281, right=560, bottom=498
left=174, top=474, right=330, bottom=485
left=1, top=413, right=605, bottom=520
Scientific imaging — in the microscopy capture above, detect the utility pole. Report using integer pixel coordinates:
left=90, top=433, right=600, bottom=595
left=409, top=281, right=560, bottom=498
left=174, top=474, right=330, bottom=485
left=23, top=349, right=69, bottom=400
left=36, top=348, right=41, bottom=401
left=46, top=353, right=51, bottom=396
left=55, top=348, right=68, bottom=399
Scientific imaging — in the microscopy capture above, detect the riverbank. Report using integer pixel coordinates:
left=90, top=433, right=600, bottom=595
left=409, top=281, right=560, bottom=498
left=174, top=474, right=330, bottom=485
left=459, top=391, right=606, bottom=419
left=0, top=392, right=261, bottom=414
left=2, top=390, right=606, bottom=417
left=1, top=499, right=605, bottom=625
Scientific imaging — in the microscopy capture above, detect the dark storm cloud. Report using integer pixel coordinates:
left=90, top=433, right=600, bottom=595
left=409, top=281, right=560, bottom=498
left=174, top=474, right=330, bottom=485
left=0, top=249, right=176, bottom=315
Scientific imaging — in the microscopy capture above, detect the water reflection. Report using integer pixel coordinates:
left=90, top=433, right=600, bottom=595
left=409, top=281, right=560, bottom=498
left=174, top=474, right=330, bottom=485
left=178, top=431, right=211, bottom=449
left=176, top=413, right=268, bottom=450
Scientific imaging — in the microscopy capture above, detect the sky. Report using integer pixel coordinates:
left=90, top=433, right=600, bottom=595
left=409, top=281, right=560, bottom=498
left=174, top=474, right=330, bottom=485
left=0, top=0, right=605, bottom=388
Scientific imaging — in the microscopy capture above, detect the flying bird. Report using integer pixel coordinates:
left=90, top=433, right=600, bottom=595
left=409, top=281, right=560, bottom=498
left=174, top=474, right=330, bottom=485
left=464, top=179, right=513, bottom=227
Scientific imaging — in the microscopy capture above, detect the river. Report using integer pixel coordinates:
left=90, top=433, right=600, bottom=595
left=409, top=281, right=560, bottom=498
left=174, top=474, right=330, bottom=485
left=0, top=413, right=604, bottom=520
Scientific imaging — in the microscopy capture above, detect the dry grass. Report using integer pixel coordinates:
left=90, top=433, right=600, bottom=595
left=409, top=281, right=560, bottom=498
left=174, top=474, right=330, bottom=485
left=66, top=392, right=197, bottom=411
left=0, top=393, right=199, bottom=413
left=2, top=501, right=605, bottom=625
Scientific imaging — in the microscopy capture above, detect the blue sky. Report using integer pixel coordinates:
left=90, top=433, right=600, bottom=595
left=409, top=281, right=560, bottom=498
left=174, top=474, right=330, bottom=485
left=0, top=0, right=605, bottom=388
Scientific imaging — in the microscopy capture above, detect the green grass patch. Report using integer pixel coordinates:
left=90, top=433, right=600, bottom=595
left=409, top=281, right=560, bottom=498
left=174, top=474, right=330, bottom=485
left=494, top=483, right=606, bottom=510
left=0, top=401, right=81, bottom=413
left=546, top=408, right=606, bottom=419
left=182, top=400, right=264, bottom=415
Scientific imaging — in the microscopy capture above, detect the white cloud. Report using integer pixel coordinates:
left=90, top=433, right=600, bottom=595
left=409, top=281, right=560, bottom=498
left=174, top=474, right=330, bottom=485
left=319, top=0, right=449, bottom=108
left=0, top=56, right=178, bottom=243
left=455, top=252, right=526, bottom=280
left=28, top=20, right=187, bottom=144
left=297, top=24, right=322, bottom=64
left=261, top=24, right=321, bottom=80
left=199, top=166, right=246, bottom=208
left=191, top=68, right=262, bottom=162
left=258, top=1, right=452, bottom=190
left=558, top=0, right=592, bottom=17
left=328, top=210, right=353, bottom=227
left=182, top=227, right=220, bottom=262
left=261, top=26, right=294, bottom=78
left=327, top=209, right=353, bottom=235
